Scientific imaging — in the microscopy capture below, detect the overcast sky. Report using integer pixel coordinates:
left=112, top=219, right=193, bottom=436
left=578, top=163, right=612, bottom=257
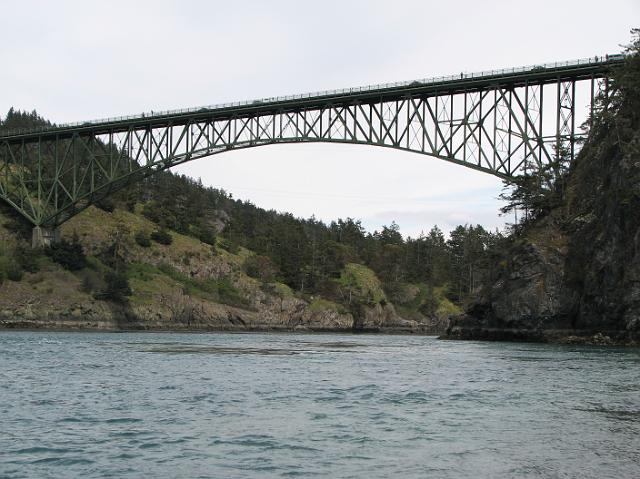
left=1, top=0, right=638, bottom=237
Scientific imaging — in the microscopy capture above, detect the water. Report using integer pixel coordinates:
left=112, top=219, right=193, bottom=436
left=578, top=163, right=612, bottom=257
left=0, top=332, right=638, bottom=479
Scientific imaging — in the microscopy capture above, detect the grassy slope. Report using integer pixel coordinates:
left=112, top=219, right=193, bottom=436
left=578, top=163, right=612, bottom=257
left=1, top=205, right=455, bottom=327
left=338, top=263, right=386, bottom=304
left=1, top=206, right=382, bottom=322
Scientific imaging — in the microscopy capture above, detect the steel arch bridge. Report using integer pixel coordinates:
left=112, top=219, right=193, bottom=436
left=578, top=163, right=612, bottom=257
left=0, top=54, right=623, bottom=245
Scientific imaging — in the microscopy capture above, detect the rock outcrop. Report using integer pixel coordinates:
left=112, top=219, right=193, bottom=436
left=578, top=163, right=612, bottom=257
left=445, top=49, right=640, bottom=345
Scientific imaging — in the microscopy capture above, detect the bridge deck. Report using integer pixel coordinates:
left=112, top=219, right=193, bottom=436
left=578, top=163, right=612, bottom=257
left=1, top=54, right=625, bottom=142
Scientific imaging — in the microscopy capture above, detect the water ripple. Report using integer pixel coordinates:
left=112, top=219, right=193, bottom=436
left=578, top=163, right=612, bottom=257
left=0, top=331, right=638, bottom=479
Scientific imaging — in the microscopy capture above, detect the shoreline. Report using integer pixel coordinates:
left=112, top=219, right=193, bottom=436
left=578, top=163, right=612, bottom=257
left=442, top=326, right=640, bottom=347
left=2, top=321, right=639, bottom=346
left=0, top=319, right=438, bottom=336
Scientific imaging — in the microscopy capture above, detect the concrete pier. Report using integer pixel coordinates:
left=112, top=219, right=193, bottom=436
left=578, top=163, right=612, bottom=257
left=32, top=227, right=60, bottom=248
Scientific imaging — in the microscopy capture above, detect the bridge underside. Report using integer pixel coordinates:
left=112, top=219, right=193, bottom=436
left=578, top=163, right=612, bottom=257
left=0, top=64, right=612, bottom=232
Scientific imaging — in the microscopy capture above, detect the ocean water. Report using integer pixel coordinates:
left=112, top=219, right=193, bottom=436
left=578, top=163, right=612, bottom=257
left=0, top=332, right=638, bottom=479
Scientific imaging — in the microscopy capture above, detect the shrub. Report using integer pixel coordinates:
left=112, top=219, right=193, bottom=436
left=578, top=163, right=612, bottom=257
left=79, top=269, right=104, bottom=294
left=95, top=270, right=132, bottom=303
left=150, top=229, right=172, bottom=245
left=243, top=255, right=278, bottom=281
left=197, top=226, right=217, bottom=246
left=15, top=244, right=40, bottom=273
left=215, top=278, right=249, bottom=308
left=5, top=261, right=23, bottom=282
left=95, top=198, right=115, bottom=213
left=46, top=233, right=86, bottom=271
left=134, top=231, right=152, bottom=248
left=219, top=238, right=239, bottom=254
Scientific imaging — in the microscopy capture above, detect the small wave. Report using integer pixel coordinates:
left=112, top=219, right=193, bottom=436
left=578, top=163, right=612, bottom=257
left=141, top=345, right=303, bottom=355
left=31, top=457, right=94, bottom=466
left=12, top=446, right=79, bottom=455
left=58, top=416, right=98, bottom=423
left=104, top=417, right=143, bottom=424
left=112, top=453, right=137, bottom=460
left=138, top=442, right=160, bottom=449
left=576, top=406, right=640, bottom=421
left=210, top=435, right=320, bottom=452
left=380, top=391, right=431, bottom=404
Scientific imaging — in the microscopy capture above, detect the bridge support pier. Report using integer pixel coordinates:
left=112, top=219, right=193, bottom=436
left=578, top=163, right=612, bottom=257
left=32, top=227, right=60, bottom=249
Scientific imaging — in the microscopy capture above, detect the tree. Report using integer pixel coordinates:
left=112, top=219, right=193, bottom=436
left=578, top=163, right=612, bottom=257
left=151, top=229, right=173, bottom=245
left=134, top=231, right=151, bottom=247
left=96, top=270, right=132, bottom=303
left=243, top=255, right=278, bottom=282
left=46, top=233, right=86, bottom=271
left=500, top=145, right=572, bottom=227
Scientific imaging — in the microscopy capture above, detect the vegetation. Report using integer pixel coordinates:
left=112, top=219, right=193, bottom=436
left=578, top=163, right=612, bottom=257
left=46, top=234, right=86, bottom=271
left=134, top=231, right=151, bottom=247
left=150, top=229, right=173, bottom=245
left=95, top=270, right=132, bottom=303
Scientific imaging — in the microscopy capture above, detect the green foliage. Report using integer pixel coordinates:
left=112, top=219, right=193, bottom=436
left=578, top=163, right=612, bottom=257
left=219, top=237, right=239, bottom=254
left=338, top=263, right=386, bottom=305
left=142, top=263, right=250, bottom=309
left=308, top=298, right=346, bottom=313
left=243, top=255, right=278, bottom=281
left=0, top=107, right=51, bottom=132
left=14, top=244, right=40, bottom=273
left=0, top=203, right=32, bottom=240
left=2, top=259, right=24, bottom=282
left=46, top=233, right=86, bottom=271
left=150, top=229, right=172, bottom=245
left=195, top=226, right=217, bottom=246
left=95, top=197, right=115, bottom=213
left=95, top=270, right=132, bottom=303
left=79, top=269, right=103, bottom=294
left=499, top=146, right=571, bottom=228
left=134, top=231, right=151, bottom=248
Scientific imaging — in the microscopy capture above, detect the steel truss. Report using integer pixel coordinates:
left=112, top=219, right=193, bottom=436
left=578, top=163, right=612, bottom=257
left=0, top=70, right=614, bottom=229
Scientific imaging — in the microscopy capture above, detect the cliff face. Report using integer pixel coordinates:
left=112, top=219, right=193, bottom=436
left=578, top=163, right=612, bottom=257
left=565, top=131, right=640, bottom=333
left=446, top=49, right=640, bottom=345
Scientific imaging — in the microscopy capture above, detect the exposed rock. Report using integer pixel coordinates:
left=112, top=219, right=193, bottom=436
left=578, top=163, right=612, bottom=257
left=444, top=58, right=640, bottom=345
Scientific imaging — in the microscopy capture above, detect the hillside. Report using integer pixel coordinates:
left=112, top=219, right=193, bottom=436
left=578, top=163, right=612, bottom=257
left=0, top=203, right=417, bottom=331
left=0, top=130, right=491, bottom=333
left=0, top=97, right=519, bottom=333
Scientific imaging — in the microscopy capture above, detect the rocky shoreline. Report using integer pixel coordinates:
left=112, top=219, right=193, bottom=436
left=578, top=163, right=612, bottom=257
left=442, top=322, right=639, bottom=346
left=4, top=316, right=639, bottom=346
left=0, top=297, right=442, bottom=335
left=0, top=320, right=438, bottom=335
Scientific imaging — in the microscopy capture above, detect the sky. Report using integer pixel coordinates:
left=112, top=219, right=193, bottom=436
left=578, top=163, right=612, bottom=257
left=1, top=0, right=638, bottom=237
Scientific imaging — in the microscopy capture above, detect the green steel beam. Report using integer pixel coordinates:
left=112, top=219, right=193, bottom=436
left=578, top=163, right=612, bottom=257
left=0, top=54, right=623, bottom=230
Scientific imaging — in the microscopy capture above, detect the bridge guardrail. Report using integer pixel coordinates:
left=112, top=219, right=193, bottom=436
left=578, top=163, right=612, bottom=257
left=0, top=54, right=625, bottom=138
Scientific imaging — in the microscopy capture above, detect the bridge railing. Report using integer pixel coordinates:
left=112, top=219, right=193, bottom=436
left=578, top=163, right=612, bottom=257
left=0, top=54, right=625, bottom=138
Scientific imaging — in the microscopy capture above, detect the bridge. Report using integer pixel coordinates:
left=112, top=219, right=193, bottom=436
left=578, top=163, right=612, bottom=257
left=0, top=54, right=624, bottom=246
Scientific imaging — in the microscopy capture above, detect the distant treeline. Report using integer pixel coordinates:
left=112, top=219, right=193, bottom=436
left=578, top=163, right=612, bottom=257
left=111, top=168, right=504, bottom=307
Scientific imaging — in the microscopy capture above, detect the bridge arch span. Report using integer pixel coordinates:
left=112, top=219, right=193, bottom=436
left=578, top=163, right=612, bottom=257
left=0, top=54, right=619, bottom=241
